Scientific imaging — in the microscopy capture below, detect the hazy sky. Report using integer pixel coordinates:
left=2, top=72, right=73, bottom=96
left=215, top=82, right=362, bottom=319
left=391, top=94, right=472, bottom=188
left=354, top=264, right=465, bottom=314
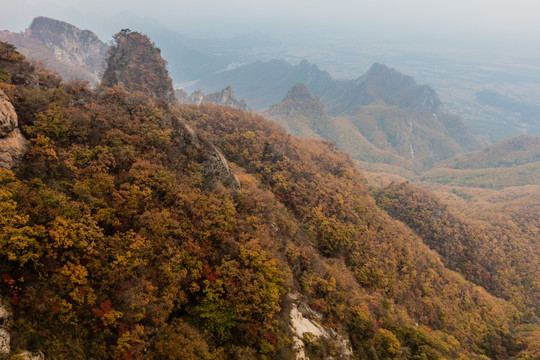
left=3, top=0, right=540, bottom=48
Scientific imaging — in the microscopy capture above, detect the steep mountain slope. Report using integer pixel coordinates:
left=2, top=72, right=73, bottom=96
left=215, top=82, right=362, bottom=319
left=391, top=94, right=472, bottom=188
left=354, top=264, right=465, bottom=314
left=101, top=30, right=176, bottom=104
left=1, top=37, right=539, bottom=359
left=374, top=182, right=540, bottom=317
left=185, top=59, right=336, bottom=109
left=0, top=17, right=108, bottom=85
left=187, top=104, right=540, bottom=360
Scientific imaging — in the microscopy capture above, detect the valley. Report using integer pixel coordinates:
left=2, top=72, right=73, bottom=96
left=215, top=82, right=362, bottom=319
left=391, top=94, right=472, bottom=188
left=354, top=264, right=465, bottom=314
left=0, top=13, right=538, bottom=360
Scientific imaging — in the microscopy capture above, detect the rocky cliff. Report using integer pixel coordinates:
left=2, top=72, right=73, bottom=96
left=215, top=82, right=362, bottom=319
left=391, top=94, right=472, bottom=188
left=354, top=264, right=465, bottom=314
left=177, top=86, right=250, bottom=112
left=0, top=90, right=28, bottom=170
left=101, top=30, right=176, bottom=104
left=0, top=17, right=108, bottom=85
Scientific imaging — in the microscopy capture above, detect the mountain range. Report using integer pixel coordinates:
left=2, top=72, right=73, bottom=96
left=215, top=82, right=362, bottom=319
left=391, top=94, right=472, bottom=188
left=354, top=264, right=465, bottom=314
left=265, top=71, right=480, bottom=172
left=0, top=19, right=539, bottom=360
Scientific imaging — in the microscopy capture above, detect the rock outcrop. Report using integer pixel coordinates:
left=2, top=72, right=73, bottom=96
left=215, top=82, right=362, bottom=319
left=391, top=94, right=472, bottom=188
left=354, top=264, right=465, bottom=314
left=288, top=293, right=353, bottom=360
left=0, top=296, right=44, bottom=359
left=0, top=17, right=108, bottom=85
left=101, top=30, right=176, bottom=104
left=18, top=350, right=45, bottom=360
left=177, top=86, right=250, bottom=112
left=0, top=297, right=12, bottom=358
left=0, top=90, right=28, bottom=170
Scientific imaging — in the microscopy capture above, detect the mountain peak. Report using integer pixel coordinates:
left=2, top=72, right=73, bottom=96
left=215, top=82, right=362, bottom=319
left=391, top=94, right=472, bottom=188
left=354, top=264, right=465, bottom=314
left=0, top=17, right=108, bottom=85
left=101, top=30, right=175, bottom=103
left=267, top=83, right=326, bottom=121
left=284, top=83, right=314, bottom=102
left=360, top=63, right=416, bottom=89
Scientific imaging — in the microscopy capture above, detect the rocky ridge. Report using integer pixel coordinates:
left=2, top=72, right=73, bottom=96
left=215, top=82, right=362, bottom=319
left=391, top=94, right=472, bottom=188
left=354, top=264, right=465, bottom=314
left=101, top=30, right=176, bottom=104
left=322, top=63, right=443, bottom=116
left=0, top=89, right=28, bottom=170
left=0, top=17, right=108, bottom=85
left=177, top=86, right=250, bottom=112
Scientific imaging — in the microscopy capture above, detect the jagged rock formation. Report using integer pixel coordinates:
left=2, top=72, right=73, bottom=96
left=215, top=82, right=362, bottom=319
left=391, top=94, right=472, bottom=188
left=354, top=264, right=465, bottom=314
left=185, top=59, right=336, bottom=109
left=101, top=30, right=176, bottom=104
left=177, top=86, right=250, bottom=111
left=0, top=17, right=108, bottom=85
left=265, top=83, right=342, bottom=138
left=0, top=90, right=28, bottom=170
left=99, top=30, right=239, bottom=190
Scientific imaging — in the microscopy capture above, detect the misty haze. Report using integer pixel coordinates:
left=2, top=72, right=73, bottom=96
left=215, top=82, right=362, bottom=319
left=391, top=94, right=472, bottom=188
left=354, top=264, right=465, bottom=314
left=0, top=1, right=539, bottom=359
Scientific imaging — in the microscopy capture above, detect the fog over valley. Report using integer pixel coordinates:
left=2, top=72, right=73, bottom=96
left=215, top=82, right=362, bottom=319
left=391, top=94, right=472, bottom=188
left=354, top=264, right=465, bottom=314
left=0, top=2, right=539, bottom=359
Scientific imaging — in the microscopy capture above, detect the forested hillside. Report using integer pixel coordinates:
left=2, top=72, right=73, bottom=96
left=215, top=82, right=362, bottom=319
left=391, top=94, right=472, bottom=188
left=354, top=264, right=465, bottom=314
left=0, top=34, right=539, bottom=360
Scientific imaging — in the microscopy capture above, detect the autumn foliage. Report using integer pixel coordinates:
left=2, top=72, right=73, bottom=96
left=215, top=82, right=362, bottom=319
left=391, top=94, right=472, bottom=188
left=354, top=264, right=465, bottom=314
left=0, top=39, right=539, bottom=359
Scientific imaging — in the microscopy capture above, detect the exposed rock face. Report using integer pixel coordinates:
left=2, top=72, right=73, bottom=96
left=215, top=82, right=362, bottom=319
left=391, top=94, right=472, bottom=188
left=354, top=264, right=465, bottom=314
left=0, top=328, right=9, bottom=357
left=18, top=350, right=45, bottom=360
left=178, top=86, right=250, bottom=112
left=0, top=90, right=28, bottom=170
left=0, top=297, right=12, bottom=358
left=0, top=90, right=17, bottom=136
left=0, top=17, right=108, bottom=85
left=288, top=293, right=353, bottom=360
left=101, top=30, right=176, bottom=104
left=205, top=86, right=250, bottom=112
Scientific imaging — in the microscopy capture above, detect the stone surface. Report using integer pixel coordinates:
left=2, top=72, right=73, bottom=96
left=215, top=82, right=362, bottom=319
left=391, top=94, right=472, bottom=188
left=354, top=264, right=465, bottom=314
left=0, top=298, right=12, bottom=328
left=0, top=17, right=108, bottom=85
left=19, top=350, right=45, bottom=360
left=288, top=293, right=353, bottom=360
left=0, top=328, right=10, bottom=356
left=0, top=91, right=17, bottom=137
left=0, top=90, right=29, bottom=170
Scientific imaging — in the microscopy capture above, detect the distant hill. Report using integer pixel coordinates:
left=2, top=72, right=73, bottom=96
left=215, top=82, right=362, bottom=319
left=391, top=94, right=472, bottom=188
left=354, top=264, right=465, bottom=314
left=265, top=83, right=413, bottom=169
left=0, top=17, right=108, bottom=84
left=322, top=63, right=442, bottom=116
left=266, top=67, right=481, bottom=173
left=420, top=135, right=540, bottom=188
left=435, top=135, right=540, bottom=169
left=184, top=59, right=336, bottom=109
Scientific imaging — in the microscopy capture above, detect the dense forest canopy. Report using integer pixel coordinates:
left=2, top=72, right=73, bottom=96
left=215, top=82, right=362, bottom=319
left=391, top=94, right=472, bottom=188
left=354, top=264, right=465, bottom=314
left=0, top=34, right=539, bottom=360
